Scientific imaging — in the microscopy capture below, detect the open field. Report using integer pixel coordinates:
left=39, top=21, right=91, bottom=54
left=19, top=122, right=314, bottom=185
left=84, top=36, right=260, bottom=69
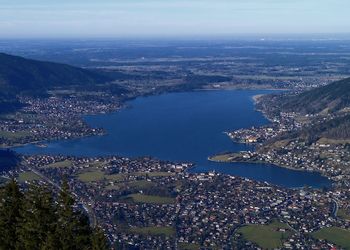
left=79, top=171, right=175, bottom=184
left=138, top=172, right=175, bottom=177
left=127, top=194, right=175, bottom=204
left=237, top=221, right=292, bottom=249
left=129, top=226, right=175, bottom=237
left=78, top=170, right=105, bottom=182
left=107, top=172, right=174, bottom=180
left=178, top=243, right=201, bottom=250
left=208, top=153, right=238, bottom=162
left=106, top=173, right=127, bottom=182
left=264, top=139, right=292, bottom=150
left=45, top=160, right=72, bottom=168
left=18, top=171, right=41, bottom=183
left=209, top=152, right=264, bottom=164
left=337, top=209, right=350, bottom=220
left=107, top=180, right=155, bottom=190
left=87, top=161, right=106, bottom=168
left=312, top=227, right=350, bottom=249
left=0, top=130, right=31, bottom=140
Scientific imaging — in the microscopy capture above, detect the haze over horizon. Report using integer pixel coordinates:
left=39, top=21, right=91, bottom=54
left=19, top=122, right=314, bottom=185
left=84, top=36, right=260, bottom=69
left=0, top=0, right=349, bottom=39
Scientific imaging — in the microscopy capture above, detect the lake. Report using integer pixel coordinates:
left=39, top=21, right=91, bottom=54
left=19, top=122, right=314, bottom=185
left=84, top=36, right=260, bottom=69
left=15, top=90, right=332, bottom=188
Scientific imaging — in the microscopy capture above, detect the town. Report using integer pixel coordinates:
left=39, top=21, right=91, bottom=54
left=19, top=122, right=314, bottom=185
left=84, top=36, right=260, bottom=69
left=0, top=94, right=125, bottom=147
left=0, top=153, right=347, bottom=249
left=218, top=97, right=350, bottom=186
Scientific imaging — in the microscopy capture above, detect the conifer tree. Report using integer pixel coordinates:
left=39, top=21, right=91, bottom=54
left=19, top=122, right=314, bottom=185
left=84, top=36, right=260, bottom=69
left=0, top=179, right=110, bottom=250
left=74, top=212, right=93, bottom=249
left=57, top=179, right=78, bottom=250
left=16, top=185, right=57, bottom=250
left=91, top=227, right=109, bottom=250
left=0, top=179, right=23, bottom=250
left=41, top=231, right=60, bottom=250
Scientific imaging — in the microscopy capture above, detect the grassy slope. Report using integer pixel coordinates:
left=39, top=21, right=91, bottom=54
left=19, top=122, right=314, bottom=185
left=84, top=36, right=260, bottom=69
left=128, top=226, right=175, bottom=237
left=45, top=160, right=73, bottom=169
left=178, top=243, right=201, bottom=250
left=78, top=170, right=105, bottom=182
left=237, top=221, right=292, bottom=249
left=128, top=193, right=175, bottom=204
left=18, top=171, right=42, bottom=183
left=312, top=227, right=350, bottom=250
left=106, top=180, right=156, bottom=190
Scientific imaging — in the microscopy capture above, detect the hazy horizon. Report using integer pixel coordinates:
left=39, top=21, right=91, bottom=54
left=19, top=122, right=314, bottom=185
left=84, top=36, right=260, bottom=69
left=1, top=0, right=350, bottom=39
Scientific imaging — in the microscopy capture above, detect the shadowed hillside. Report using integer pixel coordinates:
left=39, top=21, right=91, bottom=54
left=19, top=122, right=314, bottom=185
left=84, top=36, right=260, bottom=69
left=267, top=114, right=350, bottom=145
left=0, top=52, right=113, bottom=96
left=281, top=77, right=350, bottom=114
left=0, top=53, right=130, bottom=114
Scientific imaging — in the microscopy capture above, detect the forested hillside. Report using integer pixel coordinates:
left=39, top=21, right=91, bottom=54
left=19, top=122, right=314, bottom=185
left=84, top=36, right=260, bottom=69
left=0, top=180, right=109, bottom=250
left=0, top=52, right=130, bottom=114
left=280, top=77, right=350, bottom=114
left=0, top=53, right=112, bottom=96
left=271, top=114, right=350, bottom=144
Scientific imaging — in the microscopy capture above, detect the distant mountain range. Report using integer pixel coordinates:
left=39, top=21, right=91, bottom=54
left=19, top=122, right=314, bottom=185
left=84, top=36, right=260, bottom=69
left=280, top=77, right=350, bottom=114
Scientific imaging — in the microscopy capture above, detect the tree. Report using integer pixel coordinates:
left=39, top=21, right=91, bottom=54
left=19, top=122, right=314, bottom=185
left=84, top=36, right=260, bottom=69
left=57, top=179, right=77, bottom=250
left=0, top=179, right=23, bottom=250
left=74, top=213, right=93, bottom=249
left=91, top=227, right=109, bottom=250
left=16, top=185, right=57, bottom=250
left=56, top=179, right=99, bottom=250
left=41, top=231, right=60, bottom=250
left=0, top=179, right=110, bottom=250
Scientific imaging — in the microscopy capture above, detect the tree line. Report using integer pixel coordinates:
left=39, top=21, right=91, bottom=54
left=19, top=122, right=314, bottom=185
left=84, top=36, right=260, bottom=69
left=0, top=179, right=109, bottom=250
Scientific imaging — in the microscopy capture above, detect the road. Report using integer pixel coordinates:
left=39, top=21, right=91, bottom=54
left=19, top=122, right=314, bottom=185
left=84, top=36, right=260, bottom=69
left=331, top=198, right=339, bottom=218
left=30, top=168, right=97, bottom=227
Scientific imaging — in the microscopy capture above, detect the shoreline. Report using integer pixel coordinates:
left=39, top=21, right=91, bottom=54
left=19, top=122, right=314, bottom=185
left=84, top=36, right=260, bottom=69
left=208, top=154, right=324, bottom=175
left=1, top=88, right=334, bottom=188
left=1, top=130, right=107, bottom=150
left=215, top=140, right=334, bottom=183
left=217, top=96, right=335, bottom=183
left=1, top=87, right=277, bottom=150
left=252, top=94, right=265, bottom=103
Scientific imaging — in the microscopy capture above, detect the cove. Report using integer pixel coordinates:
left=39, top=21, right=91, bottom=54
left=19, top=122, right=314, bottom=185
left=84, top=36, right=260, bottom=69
left=15, top=90, right=332, bottom=188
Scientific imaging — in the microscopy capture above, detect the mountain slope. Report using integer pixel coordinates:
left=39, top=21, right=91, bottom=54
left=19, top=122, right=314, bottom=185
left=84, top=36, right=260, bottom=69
left=281, top=77, right=350, bottom=114
left=0, top=52, right=112, bottom=96
left=299, top=114, right=350, bottom=142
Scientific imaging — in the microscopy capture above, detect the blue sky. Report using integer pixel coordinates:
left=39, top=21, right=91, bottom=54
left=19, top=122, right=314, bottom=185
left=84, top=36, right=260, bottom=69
left=0, top=0, right=349, bottom=38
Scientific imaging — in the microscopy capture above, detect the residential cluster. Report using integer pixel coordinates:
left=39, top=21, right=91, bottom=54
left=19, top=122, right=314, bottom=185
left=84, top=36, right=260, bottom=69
left=5, top=154, right=347, bottom=249
left=225, top=105, right=350, bottom=185
left=0, top=95, right=122, bottom=146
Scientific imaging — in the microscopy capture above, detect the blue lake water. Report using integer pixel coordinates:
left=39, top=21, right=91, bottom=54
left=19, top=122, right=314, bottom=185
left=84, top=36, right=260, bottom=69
left=15, top=90, right=332, bottom=188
